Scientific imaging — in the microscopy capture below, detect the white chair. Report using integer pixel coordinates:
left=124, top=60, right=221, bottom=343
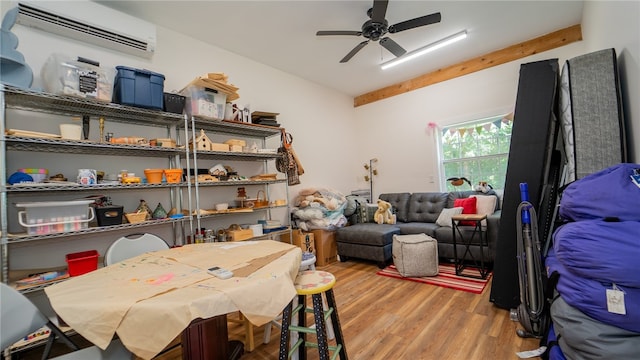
left=0, top=282, right=131, bottom=359
left=104, top=233, right=170, bottom=265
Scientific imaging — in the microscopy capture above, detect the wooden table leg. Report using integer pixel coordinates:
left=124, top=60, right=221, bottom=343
left=182, top=315, right=238, bottom=360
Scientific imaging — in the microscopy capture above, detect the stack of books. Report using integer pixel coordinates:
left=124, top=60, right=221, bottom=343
left=251, top=111, right=280, bottom=127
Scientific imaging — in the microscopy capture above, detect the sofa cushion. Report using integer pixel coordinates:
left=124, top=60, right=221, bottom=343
left=395, top=222, right=439, bottom=238
left=406, top=192, right=448, bottom=223
left=336, top=223, right=400, bottom=246
left=435, top=225, right=484, bottom=245
left=379, top=193, right=411, bottom=223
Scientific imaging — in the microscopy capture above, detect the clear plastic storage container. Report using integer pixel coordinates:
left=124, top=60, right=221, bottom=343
left=181, top=85, right=227, bottom=120
left=17, top=199, right=95, bottom=235
left=41, top=54, right=115, bottom=101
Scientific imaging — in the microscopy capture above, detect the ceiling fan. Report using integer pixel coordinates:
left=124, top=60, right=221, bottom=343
left=316, top=0, right=441, bottom=63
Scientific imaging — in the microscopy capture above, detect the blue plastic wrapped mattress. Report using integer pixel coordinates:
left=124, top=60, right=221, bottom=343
left=547, top=244, right=640, bottom=333
left=553, top=220, right=640, bottom=287
left=559, top=163, right=640, bottom=222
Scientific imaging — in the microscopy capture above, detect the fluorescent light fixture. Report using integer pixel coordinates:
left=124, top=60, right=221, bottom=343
left=381, top=30, right=468, bottom=70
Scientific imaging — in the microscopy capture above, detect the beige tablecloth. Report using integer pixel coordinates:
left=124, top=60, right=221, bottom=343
left=45, top=240, right=301, bottom=359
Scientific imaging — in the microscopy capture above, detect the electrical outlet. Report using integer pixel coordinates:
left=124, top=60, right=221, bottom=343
left=428, top=175, right=435, bottom=183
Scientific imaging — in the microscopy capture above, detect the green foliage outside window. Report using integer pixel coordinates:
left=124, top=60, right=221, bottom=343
left=441, top=115, right=512, bottom=191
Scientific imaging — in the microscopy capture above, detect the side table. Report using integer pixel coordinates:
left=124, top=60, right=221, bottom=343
left=451, top=214, right=489, bottom=279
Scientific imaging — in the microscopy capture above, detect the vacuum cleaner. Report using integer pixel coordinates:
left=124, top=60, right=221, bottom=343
left=512, top=182, right=548, bottom=338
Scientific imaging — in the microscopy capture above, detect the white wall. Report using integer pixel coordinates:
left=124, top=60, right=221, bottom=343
left=354, top=43, right=588, bottom=196
left=354, top=1, right=639, bottom=199
left=582, top=0, right=640, bottom=162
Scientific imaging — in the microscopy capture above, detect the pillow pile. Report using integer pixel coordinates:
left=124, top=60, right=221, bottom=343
left=435, top=207, right=464, bottom=227
left=453, top=197, right=477, bottom=225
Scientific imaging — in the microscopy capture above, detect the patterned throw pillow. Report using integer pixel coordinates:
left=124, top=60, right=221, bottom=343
left=358, top=203, right=378, bottom=223
left=435, top=207, right=464, bottom=227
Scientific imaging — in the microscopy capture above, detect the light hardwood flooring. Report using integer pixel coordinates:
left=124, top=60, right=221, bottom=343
left=229, top=259, right=540, bottom=360
left=16, top=259, right=540, bottom=359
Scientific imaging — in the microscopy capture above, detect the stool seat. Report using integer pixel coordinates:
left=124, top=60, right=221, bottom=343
left=295, top=270, right=336, bottom=295
left=278, top=270, right=348, bottom=360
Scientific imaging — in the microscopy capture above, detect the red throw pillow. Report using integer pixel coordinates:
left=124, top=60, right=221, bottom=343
left=453, top=197, right=477, bottom=226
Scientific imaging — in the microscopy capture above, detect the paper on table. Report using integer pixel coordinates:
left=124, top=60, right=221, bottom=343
left=118, top=247, right=301, bottom=359
left=47, top=240, right=300, bottom=360
left=158, top=240, right=296, bottom=272
left=44, top=254, right=210, bottom=350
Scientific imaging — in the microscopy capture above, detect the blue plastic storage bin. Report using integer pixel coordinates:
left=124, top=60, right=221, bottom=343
left=113, top=66, right=165, bottom=109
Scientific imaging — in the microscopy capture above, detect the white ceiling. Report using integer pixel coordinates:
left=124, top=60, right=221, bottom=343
left=95, top=1, right=585, bottom=97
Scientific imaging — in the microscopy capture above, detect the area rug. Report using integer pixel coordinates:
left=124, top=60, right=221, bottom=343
left=376, top=264, right=492, bottom=294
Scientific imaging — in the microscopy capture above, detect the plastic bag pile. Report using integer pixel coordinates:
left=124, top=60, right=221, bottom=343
left=291, top=188, right=347, bottom=231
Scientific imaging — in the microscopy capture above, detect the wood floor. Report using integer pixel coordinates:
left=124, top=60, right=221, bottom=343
left=229, top=259, right=540, bottom=360
left=16, top=259, right=540, bottom=360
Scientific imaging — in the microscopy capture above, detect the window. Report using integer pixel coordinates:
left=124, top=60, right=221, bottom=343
left=440, top=114, right=513, bottom=191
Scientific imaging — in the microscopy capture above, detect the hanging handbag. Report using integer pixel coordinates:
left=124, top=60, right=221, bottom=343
left=276, top=129, right=301, bottom=185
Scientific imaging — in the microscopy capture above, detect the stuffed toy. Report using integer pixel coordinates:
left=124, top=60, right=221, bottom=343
left=475, top=181, right=493, bottom=193
left=374, top=199, right=396, bottom=225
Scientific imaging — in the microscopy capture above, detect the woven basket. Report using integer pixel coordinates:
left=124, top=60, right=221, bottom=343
left=125, top=211, right=148, bottom=224
left=250, top=190, right=269, bottom=208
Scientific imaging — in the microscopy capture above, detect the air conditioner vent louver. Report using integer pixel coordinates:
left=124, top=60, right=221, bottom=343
left=15, top=1, right=156, bottom=58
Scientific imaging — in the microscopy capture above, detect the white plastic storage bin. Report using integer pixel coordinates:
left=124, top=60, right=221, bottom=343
left=180, top=85, right=227, bottom=120
left=17, top=200, right=95, bottom=235
left=41, top=54, right=115, bottom=101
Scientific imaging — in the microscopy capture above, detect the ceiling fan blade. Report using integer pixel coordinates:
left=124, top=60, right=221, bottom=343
left=389, top=12, right=442, bottom=33
left=379, top=37, right=406, bottom=57
left=340, top=40, right=369, bottom=63
left=370, top=0, right=389, bottom=23
left=316, top=30, right=362, bottom=36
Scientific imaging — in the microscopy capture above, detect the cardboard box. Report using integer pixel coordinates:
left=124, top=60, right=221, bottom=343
left=227, top=228, right=253, bottom=241
left=290, top=229, right=315, bottom=254
left=311, top=229, right=337, bottom=266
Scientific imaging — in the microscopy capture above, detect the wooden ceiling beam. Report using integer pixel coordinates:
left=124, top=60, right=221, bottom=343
left=353, top=24, right=582, bottom=107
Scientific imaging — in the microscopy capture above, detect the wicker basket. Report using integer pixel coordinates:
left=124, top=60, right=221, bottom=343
left=248, top=190, right=269, bottom=208
left=125, top=211, right=148, bottom=224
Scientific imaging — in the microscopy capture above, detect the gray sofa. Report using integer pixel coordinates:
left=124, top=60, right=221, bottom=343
left=336, top=191, right=501, bottom=268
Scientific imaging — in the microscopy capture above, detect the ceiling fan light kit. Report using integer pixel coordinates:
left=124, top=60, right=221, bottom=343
left=316, top=0, right=442, bottom=63
left=381, top=30, right=468, bottom=70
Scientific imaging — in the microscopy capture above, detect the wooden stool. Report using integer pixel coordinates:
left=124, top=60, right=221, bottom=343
left=278, top=270, right=348, bottom=360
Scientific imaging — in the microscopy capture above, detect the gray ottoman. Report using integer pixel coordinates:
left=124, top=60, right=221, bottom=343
left=336, top=223, right=400, bottom=268
left=392, top=233, right=439, bottom=277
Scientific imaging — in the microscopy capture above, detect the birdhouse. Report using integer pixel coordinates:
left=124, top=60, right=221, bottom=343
left=190, top=129, right=214, bottom=151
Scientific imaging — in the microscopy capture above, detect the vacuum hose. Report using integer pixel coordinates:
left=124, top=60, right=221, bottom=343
left=514, top=183, right=546, bottom=338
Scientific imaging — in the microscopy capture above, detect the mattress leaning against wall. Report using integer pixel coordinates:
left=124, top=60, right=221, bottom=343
left=559, top=48, right=628, bottom=183
left=490, top=59, right=560, bottom=310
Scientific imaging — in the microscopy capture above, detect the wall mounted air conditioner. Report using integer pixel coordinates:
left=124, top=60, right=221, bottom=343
left=15, top=0, right=156, bottom=59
